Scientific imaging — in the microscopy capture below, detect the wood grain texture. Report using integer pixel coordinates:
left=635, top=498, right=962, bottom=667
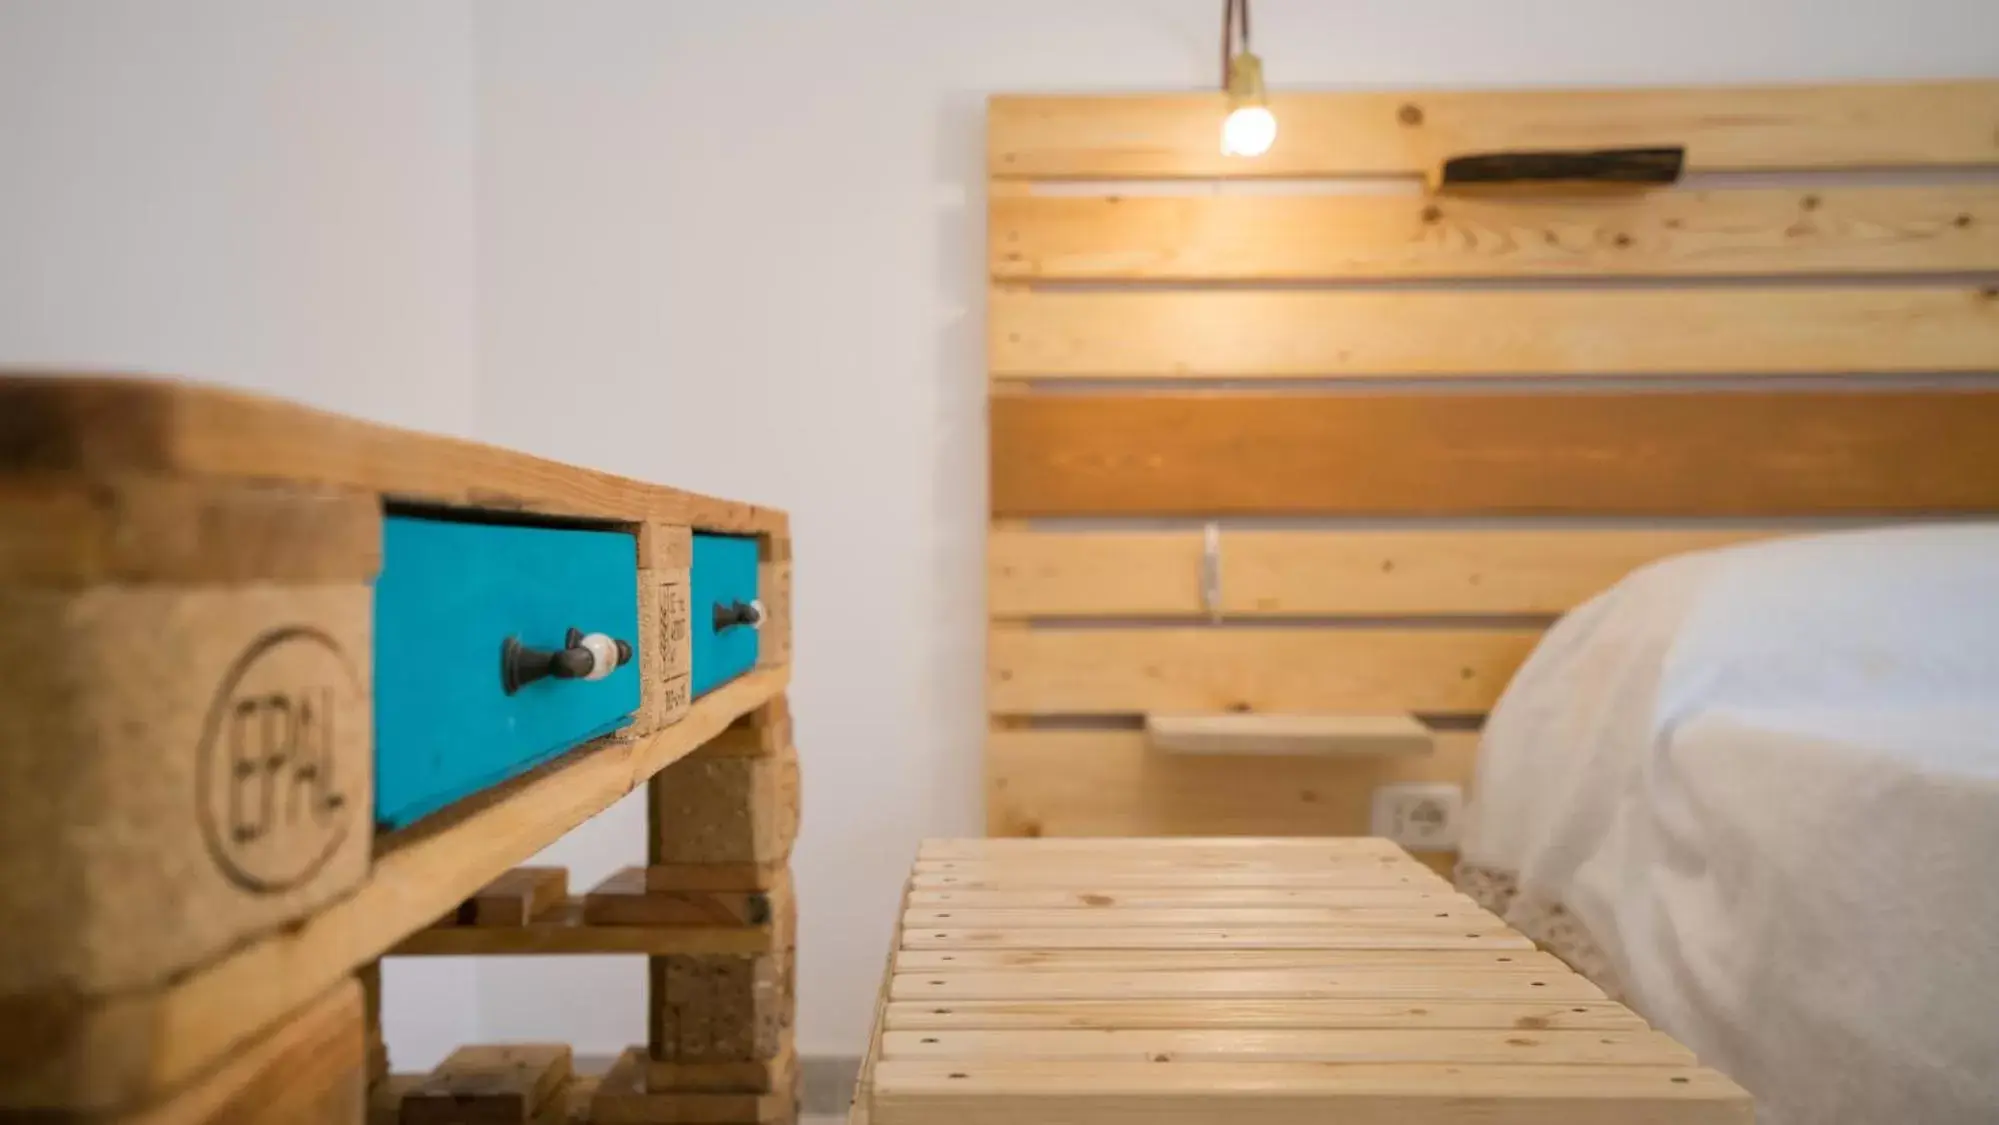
left=987, top=80, right=1999, bottom=178
left=872, top=1060, right=1751, bottom=1125
left=584, top=865, right=792, bottom=928
left=881, top=1027, right=1686, bottom=1065
left=901, top=927, right=1530, bottom=951
left=882, top=997, right=1646, bottom=1032
left=120, top=979, right=364, bottom=1125
left=7, top=666, right=787, bottom=1115
left=891, top=968, right=1600, bottom=1001
left=989, top=527, right=1782, bottom=618
left=648, top=949, right=797, bottom=1063
left=0, top=584, right=372, bottom=1000
left=643, top=1038, right=796, bottom=1093
left=892, top=947, right=1555, bottom=972
left=989, top=287, right=1999, bottom=379
left=902, top=905, right=1492, bottom=931
left=403, top=1043, right=572, bottom=1125
left=392, top=898, right=791, bottom=957
left=442, top=866, right=570, bottom=927
left=988, top=626, right=1535, bottom=715
left=594, top=1048, right=796, bottom=1124
left=0, top=477, right=380, bottom=585
left=0, top=374, right=785, bottom=535
left=991, top=187, right=1999, bottom=280
left=1145, top=713, right=1434, bottom=757
left=987, top=729, right=1480, bottom=843
left=991, top=390, right=1999, bottom=517
left=650, top=737, right=802, bottom=865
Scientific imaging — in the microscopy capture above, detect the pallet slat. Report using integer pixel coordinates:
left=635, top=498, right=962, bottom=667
left=991, top=187, right=1999, bottom=280
left=991, top=390, right=1999, bottom=518
left=988, top=626, right=1536, bottom=715
left=880, top=1027, right=1690, bottom=1065
left=988, top=81, right=1999, bottom=178
left=890, top=968, right=1601, bottom=1001
left=902, top=927, right=1532, bottom=951
left=882, top=997, right=1648, bottom=1032
left=991, top=287, right=1999, bottom=379
left=988, top=527, right=1783, bottom=618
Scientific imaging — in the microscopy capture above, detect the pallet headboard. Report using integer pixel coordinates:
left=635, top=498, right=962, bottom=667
left=983, top=80, right=1999, bottom=857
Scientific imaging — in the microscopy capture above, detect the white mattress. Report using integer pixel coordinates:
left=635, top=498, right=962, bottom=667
left=1462, top=524, right=1999, bottom=1125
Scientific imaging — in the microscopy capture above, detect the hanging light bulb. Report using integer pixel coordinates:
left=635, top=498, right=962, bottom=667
left=1220, top=0, right=1276, bottom=158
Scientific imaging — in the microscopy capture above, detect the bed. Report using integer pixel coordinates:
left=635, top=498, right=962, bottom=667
left=1462, top=523, right=1999, bottom=1123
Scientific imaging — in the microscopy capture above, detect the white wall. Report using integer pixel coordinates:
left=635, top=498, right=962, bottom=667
left=468, top=0, right=1998, bottom=1059
left=0, top=0, right=487, bottom=1064
left=5, top=0, right=1994, bottom=1068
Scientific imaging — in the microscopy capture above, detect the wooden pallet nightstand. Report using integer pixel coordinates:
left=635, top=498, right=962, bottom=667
left=0, top=373, right=798, bottom=1123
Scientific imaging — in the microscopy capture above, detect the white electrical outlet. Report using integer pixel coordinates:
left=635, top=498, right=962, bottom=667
left=1370, top=783, right=1464, bottom=850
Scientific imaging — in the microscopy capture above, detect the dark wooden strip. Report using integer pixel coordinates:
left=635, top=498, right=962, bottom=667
left=990, top=391, right=1999, bottom=517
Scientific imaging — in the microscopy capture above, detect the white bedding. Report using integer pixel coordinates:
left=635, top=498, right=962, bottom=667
left=1462, top=524, right=1999, bottom=1124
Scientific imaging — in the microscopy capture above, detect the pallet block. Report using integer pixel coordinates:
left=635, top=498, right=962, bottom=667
left=434, top=867, right=572, bottom=928
left=755, top=556, right=791, bottom=671
left=650, top=948, right=797, bottom=1063
left=637, top=524, right=694, bottom=735
left=401, top=1043, right=573, bottom=1125
left=644, top=1030, right=797, bottom=1093
left=649, top=738, right=800, bottom=866
left=856, top=837, right=1753, bottom=1125
left=595, top=1048, right=798, bottom=1125
left=585, top=867, right=794, bottom=929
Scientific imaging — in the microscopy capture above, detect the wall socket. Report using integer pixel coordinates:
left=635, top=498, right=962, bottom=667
left=1370, top=783, right=1464, bottom=850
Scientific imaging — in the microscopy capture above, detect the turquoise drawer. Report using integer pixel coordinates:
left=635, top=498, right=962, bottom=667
left=374, top=516, right=640, bottom=829
left=691, top=533, right=761, bottom=697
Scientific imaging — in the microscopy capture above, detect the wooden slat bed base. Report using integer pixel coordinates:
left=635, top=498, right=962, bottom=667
left=992, top=391, right=1999, bottom=518
left=989, top=527, right=1780, bottom=618
left=988, top=81, right=1999, bottom=178
left=991, top=287, right=1999, bottom=379
left=991, top=187, right=1999, bottom=281
left=860, top=839, right=1752, bottom=1125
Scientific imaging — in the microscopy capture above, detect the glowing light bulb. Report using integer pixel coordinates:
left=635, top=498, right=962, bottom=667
left=1221, top=50, right=1275, bottom=158
left=1222, top=105, right=1277, bottom=157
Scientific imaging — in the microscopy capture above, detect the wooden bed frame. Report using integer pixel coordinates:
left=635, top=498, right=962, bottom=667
left=984, top=79, right=1999, bottom=864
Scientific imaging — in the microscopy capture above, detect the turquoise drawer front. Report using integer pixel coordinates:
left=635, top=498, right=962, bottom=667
left=691, top=533, right=761, bottom=697
left=374, top=516, right=640, bottom=829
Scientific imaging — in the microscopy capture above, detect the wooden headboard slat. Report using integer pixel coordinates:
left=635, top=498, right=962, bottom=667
left=989, top=528, right=1784, bottom=619
left=992, top=390, right=1999, bottom=518
left=991, top=287, right=1999, bottom=379
left=991, top=187, right=1999, bottom=282
left=989, top=625, right=1539, bottom=716
left=989, top=82, right=1999, bottom=179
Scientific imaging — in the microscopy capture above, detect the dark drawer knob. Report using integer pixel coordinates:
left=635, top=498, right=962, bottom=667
left=712, top=599, right=765, bottom=632
left=501, top=627, right=634, bottom=695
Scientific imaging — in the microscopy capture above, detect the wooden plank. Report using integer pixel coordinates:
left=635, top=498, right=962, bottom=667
left=987, top=81, right=1999, bottom=178
left=902, top=906, right=1492, bottom=930
left=904, top=883, right=1478, bottom=909
left=988, top=627, right=1536, bottom=715
left=918, top=837, right=1405, bottom=859
left=990, top=186, right=1999, bottom=280
left=0, top=374, right=786, bottom=535
left=892, top=967, right=1600, bottom=1001
left=123, top=979, right=364, bottom=1125
left=0, top=476, right=380, bottom=585
left=10, top=665, right=787, bottom=1115
left=990, top=390, right=1999, bottom=518
left=987, top=729, right=1479, bottom=841
left=913, top=853, right=1429, bottom=874
left=872, top=1060, right=1752, bottom=1125
left=901, top=927, right=1531, bottom=951
left=1145, top=713, right=1434, bottom=757
left=884, top=998, right=1647, bottom=1032
left=369, top=1074, right=426, bottom=1125
left=989, top=287, right=1999, bottom=379
left=892, top=948, right=1558, bottom=972
left=880, top=1027, right=1690, bottom=1065
left=403, top=1044, right=572, bottom=1125
left=585, top=865, right=792, bottom=928
left=988, top=527, right=1786, bottom=618
left=647, top=861, right=793, bottom=893
left=643, top=1036, right=797, bottom=1093
left=911, top=866, right=1448, bottom=891
left=394, top=896, right=791, bottom=957
left=441, top=866, right=571, bottom=927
